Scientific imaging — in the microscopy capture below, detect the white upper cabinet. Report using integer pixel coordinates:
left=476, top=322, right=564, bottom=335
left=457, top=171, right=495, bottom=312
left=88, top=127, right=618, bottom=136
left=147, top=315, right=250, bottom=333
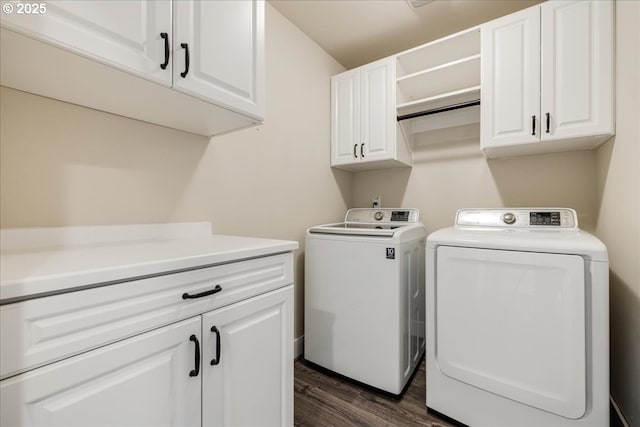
left=481, top=0, right=614, bottom=158
left=480, top=6, right=540, bottom=149
left=173, top=0, right=264, bottom=118
left=0, top=0, right=173, bottom=86
left=331, top=68, right=361, bottom=166
left=0, top=0, right=265, bottom=136
left=541, top=1, right=614, bottom=142
left=331, top=57, right=411, bottom=171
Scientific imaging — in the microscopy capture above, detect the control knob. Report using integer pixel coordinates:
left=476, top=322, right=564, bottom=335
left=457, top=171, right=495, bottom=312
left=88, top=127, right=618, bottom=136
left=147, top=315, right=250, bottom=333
left=374, top=211, right=384, bottom=221
left=502, top=212, right=516, bottom=224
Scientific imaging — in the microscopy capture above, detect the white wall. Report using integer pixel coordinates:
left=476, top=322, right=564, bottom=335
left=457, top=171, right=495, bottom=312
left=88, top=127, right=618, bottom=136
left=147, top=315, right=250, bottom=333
left=595, top=1, right=640, bottom=424
left=0, top=4, right=349, bottom=340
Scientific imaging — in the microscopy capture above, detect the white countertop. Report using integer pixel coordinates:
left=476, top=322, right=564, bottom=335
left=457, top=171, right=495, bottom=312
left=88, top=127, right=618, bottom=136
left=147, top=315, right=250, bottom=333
left=0, top=224, right=298, bottom=303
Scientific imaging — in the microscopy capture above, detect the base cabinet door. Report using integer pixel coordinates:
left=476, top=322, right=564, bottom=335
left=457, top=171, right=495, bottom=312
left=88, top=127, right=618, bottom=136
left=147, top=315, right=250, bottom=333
left=202, top=286, right=293, bottom=427
left=0, top=317, right=201, bottom=427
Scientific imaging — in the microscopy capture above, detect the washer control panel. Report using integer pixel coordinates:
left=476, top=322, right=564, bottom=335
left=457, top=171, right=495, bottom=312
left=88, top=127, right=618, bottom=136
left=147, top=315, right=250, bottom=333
left=456, top=208, right=577, bottom=229
left=345, top=208, right=420, bottom=223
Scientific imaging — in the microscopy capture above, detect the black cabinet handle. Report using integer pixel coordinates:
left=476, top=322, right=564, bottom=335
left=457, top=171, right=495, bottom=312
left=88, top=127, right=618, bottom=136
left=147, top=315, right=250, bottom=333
left=360, top=143, right=364, bottom=158
left=189, top=334, right=200, bottom=377
left=210, top=326, right=221, bottom=366
left=160, top=32, right=169, bottom=70
left=180, top=43, right=190, bottom=77
left=532, top=115, right=536, bottom=136
left=353, top=144, right=358, bottom=158
left=182, top=285, right=222, bottom=300
left=545, top=112, right=550, bottom=133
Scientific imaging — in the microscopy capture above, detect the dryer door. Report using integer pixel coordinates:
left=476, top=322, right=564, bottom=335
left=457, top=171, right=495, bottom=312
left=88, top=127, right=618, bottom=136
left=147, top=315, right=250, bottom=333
left=435, top=246, right=586, bottom=419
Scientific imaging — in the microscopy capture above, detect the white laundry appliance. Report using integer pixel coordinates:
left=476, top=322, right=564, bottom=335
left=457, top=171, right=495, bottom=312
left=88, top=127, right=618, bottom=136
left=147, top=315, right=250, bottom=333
left=426, top=208, right=609, bottom=427
left=304, top=208, right=426, bottom=395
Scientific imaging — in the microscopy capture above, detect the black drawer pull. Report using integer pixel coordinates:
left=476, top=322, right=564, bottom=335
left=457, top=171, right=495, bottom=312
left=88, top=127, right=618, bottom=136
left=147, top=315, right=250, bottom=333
left=546, top=112, right=551, bottom=133
left=182, top=285, right=222, bottom=300
left=353, top=143, right=358, bottom=158
left=210, top=326, right=221, bottom=366
left=189, top=334, right=200, bottom=377
left=160, top=32, right=169, bottom=70
left=180, top=43, right=190, bottom=77
left=532, top=115, right=536, bottom=136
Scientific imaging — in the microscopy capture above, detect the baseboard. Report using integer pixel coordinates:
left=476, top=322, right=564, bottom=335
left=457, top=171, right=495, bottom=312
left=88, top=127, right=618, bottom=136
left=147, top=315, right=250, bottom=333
left=610, top=395, right=630, bottom=427
left=294, top=335, right=304, bottom=359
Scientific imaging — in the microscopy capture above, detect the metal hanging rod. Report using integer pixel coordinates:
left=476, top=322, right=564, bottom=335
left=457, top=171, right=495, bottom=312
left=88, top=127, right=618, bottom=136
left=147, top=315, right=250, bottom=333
left=397, top=99, right=480, bottom=122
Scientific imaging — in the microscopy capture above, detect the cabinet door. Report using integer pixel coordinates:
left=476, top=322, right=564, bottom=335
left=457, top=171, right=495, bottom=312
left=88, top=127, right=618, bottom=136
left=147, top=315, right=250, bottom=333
left=0, top=318, right=201, bottom=427
left=360, top=57, right=396, bottom=163
left=331, top=68, right=361, bottom=166
left=0, top=0, right=172, bottom=86
left=202, top=286, right=293, bottom=427
left=173, top=0, right=265, bottom=120
left=481, top=6, right=541, bottom=149
left=541, top=1, right=614, bottom=141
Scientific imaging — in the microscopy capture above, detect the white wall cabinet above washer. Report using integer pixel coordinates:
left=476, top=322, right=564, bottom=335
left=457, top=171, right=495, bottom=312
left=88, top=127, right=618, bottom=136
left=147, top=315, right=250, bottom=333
left=480, top=0, right=614, bottom=158
left=331, top=57, right=412, bottom=171
left=0, top=0, right=264, bottom=136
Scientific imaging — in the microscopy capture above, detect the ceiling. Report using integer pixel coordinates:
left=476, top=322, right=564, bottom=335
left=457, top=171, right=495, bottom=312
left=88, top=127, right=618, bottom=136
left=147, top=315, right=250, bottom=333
left=269, top=0, right=543, bottom=70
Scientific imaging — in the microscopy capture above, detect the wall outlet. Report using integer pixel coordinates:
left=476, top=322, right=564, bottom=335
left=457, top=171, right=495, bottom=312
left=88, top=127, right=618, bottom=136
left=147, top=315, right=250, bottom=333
left=372, top=196, right=381, bottom=208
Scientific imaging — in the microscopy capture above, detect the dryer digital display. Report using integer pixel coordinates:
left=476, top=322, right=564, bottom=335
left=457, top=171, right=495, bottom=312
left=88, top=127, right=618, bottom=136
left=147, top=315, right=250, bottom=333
left=530, top=212, right=561, bottom=226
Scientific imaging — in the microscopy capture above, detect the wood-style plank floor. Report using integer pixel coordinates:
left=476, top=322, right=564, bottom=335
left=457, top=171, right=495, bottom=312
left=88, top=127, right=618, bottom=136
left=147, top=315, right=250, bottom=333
left=294, top=358, right=456, bottom=427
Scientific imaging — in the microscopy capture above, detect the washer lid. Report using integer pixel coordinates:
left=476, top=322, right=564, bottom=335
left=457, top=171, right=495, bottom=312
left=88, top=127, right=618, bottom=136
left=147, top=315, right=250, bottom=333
left=307, top=222, right=404, bottom=237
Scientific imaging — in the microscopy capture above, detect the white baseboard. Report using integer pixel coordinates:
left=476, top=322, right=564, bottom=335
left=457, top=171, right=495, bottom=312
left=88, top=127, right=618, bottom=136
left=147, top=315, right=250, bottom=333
left=294, top=335, right=304, bottom=359
left=610, top=395, right=630, bottom=427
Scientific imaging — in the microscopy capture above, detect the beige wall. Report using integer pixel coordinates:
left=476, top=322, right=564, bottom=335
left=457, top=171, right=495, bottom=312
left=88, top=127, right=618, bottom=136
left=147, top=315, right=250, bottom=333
left=352, top=141, right=598, bottom=234
left=595, top=1, right=640, bottom=425
left=0, top=5, right=350, bottom=339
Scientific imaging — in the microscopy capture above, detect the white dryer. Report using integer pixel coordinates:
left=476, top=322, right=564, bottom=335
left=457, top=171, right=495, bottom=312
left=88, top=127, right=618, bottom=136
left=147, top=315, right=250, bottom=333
left=426, top=208, right=609, bottom=427
left=305, top=208, right=426, bottom=395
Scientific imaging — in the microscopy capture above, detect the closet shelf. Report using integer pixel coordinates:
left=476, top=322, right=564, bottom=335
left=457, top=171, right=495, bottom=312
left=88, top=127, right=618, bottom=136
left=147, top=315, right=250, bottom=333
left=396, top=26, right=480, bottom=77
left=396, top=54, right=480, bottom=104
left=397, top=86, right=480, bottom=116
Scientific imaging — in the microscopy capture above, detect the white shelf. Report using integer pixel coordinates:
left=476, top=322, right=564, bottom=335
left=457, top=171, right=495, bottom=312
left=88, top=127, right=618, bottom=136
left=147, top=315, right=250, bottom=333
left=396, top=26, right=480, bottom=78
left=394, top=25, right=481, bottom=145
left=397, top=86, right=480, bottom=117
left=396, top=54, right=480, bottom=105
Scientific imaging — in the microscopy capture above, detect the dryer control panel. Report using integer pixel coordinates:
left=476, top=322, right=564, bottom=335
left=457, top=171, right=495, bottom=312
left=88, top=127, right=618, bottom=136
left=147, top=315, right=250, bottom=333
left=456, top=208, right=577, bottom=229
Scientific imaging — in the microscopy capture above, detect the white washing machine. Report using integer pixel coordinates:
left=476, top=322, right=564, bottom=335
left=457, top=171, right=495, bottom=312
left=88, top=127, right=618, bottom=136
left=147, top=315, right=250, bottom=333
left=426, top=208, right=609, bottom=427
left=305, top=208, right=426, bottom=395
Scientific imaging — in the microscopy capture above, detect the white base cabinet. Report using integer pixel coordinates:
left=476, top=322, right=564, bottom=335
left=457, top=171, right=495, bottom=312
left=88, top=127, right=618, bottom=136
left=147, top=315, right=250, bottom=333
left=203, top=287, right=293, bottom=427
left=0, top=256, right=294, bottom=427
left=1, top=317, right=202, bottom=427
left=481, top=0, right=614, bottom=158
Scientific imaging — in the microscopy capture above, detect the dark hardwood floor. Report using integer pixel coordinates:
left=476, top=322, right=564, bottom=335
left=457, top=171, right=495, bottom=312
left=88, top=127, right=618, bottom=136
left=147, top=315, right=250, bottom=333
left=294, top=358, right=456, bottom=427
